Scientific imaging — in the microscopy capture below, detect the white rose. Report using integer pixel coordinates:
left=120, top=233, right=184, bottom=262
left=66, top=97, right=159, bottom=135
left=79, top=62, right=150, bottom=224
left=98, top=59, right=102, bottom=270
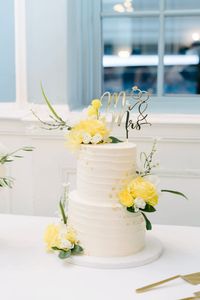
left=82, top=133, right=92, bottom=144
left=91, top=133, right=103, bottom=144
left=60, top=239, right=73, bottom=250
left=134, top=198, right=146, bottom=211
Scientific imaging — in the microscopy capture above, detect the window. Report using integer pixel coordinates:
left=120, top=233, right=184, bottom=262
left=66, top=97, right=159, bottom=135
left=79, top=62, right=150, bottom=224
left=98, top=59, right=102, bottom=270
left=101, top=0, right=200, bottom=113
left=0, top=0, right=200, bottom=114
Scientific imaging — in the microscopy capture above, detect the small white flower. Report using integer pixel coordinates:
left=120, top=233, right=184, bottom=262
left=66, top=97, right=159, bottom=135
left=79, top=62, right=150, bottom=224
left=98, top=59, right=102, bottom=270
left=60, top=239, right=73, bottom=250
left=82, top=133, right=92, bottom=144
left=134, top=198, right=146, bottom=211
left=91, top=133, right=103, bottom=144
left=134, top=206, right=140, bottom=212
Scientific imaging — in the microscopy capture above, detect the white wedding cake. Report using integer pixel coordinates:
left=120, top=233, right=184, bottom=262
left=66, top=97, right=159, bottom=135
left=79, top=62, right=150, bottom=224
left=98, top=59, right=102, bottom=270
left=68, top=142, right=146, bottom=257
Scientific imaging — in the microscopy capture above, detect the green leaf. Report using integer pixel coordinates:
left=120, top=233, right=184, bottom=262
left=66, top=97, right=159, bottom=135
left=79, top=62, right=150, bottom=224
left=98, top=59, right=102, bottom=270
left=141, top=212, right=152, bottom=230
left=71, top=244, right=84, bottom=255
left=22, top=146, right=34, bottom=152
left=161, top=189, right=188, bottom=200
left=127, top=206, right=135, bottom=213
left=59, top=200, right=67, bottom=224
left=52, top=246, right=61, bottom=251
left=41, top=82, right=64, bottom=123
left=58, top=249, right=71, bottom=259
left=141, top=204, right=156, bottom=213
left=109, top=136, right=123, bottom=143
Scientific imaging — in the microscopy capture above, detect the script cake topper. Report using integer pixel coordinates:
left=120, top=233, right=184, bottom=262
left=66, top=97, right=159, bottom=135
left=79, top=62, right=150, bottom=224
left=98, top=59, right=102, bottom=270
left=100, top=86, right=151, bottom=140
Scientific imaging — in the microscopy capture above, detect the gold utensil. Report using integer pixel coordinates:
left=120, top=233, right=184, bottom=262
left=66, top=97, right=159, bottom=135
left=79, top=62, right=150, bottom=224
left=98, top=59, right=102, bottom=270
left=178, top=291, right=200, bottom=300
left=136, top=272, right=200, bottom=294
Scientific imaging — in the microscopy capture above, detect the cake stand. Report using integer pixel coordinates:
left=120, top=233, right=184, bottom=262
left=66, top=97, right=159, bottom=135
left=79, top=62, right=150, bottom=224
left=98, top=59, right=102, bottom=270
left=69, top=236, right=163, bottom=269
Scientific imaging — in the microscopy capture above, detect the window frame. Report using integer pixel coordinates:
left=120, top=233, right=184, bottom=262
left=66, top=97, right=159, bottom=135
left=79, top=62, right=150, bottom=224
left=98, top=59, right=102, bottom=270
left=0, top=0, right=200, bottom=118
left=100, top=0, right=200, bottom=113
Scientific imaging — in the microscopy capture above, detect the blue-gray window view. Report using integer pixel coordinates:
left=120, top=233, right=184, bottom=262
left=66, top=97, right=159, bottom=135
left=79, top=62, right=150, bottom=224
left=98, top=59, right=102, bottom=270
left=102, top=0, right=200, bottom=95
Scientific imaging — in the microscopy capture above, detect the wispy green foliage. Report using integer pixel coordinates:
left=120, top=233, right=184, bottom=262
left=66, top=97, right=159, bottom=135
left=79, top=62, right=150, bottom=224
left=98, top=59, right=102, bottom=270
left=31, top=84, right=71, bottom=131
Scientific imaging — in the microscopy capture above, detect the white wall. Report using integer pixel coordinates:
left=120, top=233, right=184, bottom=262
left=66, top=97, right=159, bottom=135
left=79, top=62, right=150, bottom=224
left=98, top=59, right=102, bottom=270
left=0, top=117, right=200, bottom=226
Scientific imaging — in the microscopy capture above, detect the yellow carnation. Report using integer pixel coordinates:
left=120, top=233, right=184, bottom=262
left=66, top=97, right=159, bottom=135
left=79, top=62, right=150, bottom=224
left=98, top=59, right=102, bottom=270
left=66, top=228, right=77, bottom=244
left=66, top=119, right=110, bottom=151
left=128, top=176, right=158, bottom=206
left=118, top=189, right=134, bottom=207
left=44, top=224, right=61, bottom=251
left=73, top=119, right=109, bottom=138
left=91, top=99, right=101, bottom=109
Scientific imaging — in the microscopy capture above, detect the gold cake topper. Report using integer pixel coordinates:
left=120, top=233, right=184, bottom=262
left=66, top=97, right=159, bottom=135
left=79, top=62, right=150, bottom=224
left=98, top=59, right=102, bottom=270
left=100, top=86, right=151, bottom=140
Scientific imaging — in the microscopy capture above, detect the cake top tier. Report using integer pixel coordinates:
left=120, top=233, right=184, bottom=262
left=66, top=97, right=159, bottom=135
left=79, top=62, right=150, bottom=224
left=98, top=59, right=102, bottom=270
left=81, top=142, right=136, bottom=151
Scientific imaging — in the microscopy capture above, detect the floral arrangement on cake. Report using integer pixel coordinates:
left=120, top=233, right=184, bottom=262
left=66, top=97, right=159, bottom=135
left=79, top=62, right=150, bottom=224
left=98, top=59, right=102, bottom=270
left=118, top=140, right=187, bottom=230
left=44, top=184, right=83, bottom=259
left=32, top=85, right=121, bottom=152
left=0, top=144, right=34, bottom=188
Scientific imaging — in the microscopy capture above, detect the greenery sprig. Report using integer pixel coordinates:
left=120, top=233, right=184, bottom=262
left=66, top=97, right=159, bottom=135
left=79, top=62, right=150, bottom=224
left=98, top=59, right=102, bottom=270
left=31, top=84, right=71, bottom=131
left=0, top=146, right=34, bottom=188
left=138, top=139, right=159, bottom=177
left=0, top=146, right=34, bottom=165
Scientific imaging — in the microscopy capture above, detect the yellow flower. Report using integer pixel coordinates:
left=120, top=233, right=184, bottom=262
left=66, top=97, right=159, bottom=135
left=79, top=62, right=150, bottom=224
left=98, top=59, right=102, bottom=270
left=65, top=130, right=83, bottom=151
left=87, top=105, right=97, bottom=117
left=44, top=224, right=61, bottom=251
left=66, top=118, right=110, bottom=151
left=73, top=119, right=109, bottom=139
left=66, top=228, right=77, bottom=244
left=91, top=99, right=101, bottom=109
left=128, top=177, right=158, bottom=206
left=118, top=189, right=134, bottom=207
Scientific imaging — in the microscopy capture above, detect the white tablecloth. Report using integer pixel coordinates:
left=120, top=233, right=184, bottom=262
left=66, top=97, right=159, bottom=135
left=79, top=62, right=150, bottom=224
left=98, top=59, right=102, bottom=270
left=0, top=214, right=199, bottom=300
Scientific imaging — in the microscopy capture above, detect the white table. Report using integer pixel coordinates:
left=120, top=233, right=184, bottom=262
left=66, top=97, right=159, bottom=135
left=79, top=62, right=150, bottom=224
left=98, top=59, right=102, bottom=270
left=0, top=214, right=199, bottom=300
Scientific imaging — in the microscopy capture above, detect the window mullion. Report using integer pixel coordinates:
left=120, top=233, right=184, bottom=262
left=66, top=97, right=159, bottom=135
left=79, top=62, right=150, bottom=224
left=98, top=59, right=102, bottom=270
left=157, top=0, right=165, bottom=97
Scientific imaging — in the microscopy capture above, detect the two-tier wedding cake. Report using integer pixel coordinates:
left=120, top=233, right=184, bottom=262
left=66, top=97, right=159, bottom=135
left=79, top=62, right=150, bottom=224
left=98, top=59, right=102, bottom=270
left=43, top=87, right=186, bottom=265
left=67, top=142, right=146, bottom=257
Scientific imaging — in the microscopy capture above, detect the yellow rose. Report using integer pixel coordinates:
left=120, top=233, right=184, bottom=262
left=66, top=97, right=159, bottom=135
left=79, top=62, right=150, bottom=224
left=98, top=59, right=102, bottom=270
left=44, top=224, right=61, bottom=251
left=66, top=228, right=77, bottom=244
left=87, top=105, right=97, bottom=117
left=91, top=99, right=101, bottom=109
left=118, top=189, right=134, bottom=207
left=128, top=177, right=158, bottom=206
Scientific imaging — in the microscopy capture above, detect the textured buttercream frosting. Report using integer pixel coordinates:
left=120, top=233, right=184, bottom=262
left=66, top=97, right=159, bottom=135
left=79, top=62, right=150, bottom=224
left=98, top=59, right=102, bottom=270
left=68, top=142, right=146, bottom=257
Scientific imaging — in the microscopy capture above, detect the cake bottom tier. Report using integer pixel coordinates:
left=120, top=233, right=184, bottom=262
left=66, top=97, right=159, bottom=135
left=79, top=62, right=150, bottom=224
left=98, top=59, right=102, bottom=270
left=68, top=191, right=146, bottom=257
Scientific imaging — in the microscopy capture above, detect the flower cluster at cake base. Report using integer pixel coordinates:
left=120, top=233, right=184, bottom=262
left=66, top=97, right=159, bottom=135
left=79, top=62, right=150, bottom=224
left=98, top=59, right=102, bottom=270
left=44, top=224, right=83, bottom=259
left=44, top=183, right=83, bottom=259
left=118, top=140, right=187, bottom=230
